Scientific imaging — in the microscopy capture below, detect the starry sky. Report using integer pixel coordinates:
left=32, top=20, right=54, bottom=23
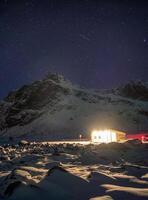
left=0, top=0, right=147, bottom=99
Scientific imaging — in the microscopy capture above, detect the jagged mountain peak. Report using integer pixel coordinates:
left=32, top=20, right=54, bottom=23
left=0, top=74, right=148, bottom=141
left=44, top=72, right=66, bottom=83
left=4, top=72, right=71, bottom=104
left=0, top=73, right=72, bottom=131
left=117, top=80, right=148, bottom=101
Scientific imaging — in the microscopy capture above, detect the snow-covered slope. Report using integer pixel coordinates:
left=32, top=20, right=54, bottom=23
left=0, top=141, right=148, bottom=200
left=0, top=73, right=148, bottom=141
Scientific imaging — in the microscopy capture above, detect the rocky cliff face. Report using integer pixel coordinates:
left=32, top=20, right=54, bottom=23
left=0, top=73, right=70, bottom=130
left=0, top=73, right=148, bottom=141
left=117, top=81, right=148, bottom=101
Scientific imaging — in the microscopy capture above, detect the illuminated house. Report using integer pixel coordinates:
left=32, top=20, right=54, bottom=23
left=91, top=129, right=126, bottom=143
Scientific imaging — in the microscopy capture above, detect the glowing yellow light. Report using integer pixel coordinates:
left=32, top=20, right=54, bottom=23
left=91, top=129, right=117, bottom=143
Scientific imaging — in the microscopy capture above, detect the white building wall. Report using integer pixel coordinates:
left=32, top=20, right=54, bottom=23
left=91, top=130, right=117, bottom=143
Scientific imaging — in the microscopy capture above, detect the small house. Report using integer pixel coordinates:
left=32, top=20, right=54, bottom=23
left=91, top=129, right=126, bottom=143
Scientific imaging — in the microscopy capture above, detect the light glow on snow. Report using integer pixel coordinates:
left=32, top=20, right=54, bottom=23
left=91, top=129, right=117, bottom=143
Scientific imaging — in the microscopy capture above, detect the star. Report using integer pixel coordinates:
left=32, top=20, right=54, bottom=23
left=144, top=39, right=147, bottom=43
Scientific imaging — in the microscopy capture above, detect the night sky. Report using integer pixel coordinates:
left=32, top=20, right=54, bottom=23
left=0, top=0, right=147, bottom=99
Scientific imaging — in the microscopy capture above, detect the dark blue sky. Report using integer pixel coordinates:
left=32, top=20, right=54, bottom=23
left=0, top=0, right=147, bottom=99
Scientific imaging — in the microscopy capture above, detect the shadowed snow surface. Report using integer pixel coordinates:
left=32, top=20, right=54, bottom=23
left=0, top=141, right=148, bottom=200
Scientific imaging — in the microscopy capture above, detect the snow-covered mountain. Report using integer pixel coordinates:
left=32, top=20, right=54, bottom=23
left=0, top=73, right=148, bottom=141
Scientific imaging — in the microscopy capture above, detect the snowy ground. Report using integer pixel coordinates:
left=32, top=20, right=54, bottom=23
left=0, top=140, right=148, bottom=200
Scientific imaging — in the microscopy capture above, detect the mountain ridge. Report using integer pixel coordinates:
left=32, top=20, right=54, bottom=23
left=0, top=73, right=148, bottom=141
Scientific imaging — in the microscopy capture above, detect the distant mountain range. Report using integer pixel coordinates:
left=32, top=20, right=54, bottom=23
left=0, top=73, right=148, bottom=141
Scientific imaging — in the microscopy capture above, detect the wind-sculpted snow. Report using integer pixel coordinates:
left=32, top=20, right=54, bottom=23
left=0, top=141, right=148, bottom=200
